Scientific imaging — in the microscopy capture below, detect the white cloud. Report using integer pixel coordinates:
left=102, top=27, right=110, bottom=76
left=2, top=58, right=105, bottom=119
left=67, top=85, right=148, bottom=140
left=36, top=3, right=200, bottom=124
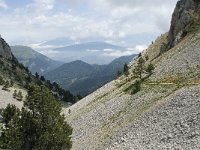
left=0, top=0, right=7, bottom=9
left=33, top=0, right=55, bottom=10
left=29, top=43, right=64, bottom=51
left=135, top=45, right=148, bottom=53
left=0, top=0, right=178, bottom=49
left=39, top=49, right=60, bottom=58
left=102, top=44, right=147, bottom=57
left=103, top=49, right=114, bottom=52
left=86, top=49, right=100, bottom=52
left=103, top=50, right=134, bottom=57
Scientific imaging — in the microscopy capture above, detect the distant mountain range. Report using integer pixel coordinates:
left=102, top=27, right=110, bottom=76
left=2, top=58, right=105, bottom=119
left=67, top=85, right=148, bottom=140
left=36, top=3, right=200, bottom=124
left=45, top=54, right=137, bottom=96
left=37, top=41, right=132, bottom=64
left=11, top=45, right=63, bottom=75
left=10, top=44, right=137, bottom=96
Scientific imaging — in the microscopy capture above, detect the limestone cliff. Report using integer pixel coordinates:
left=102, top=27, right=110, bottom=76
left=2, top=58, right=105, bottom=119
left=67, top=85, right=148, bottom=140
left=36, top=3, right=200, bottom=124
left=165, top=0, right=200, bottom=50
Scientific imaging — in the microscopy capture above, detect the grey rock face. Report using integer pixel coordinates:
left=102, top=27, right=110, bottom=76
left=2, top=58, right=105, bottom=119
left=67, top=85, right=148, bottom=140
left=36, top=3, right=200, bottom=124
left=0, top=37, right=13, bottom=59
left=166, top=0, right=200, bottom=50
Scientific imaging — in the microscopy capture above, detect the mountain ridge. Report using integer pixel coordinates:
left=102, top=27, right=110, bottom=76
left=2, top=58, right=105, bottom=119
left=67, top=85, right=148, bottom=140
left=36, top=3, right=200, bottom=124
left=11, top=45, right=63, bottom=75
left=54, top=41, right=125, bottom=51
left=45, top=54, right=137, bottom=96
left=43, top=41, right=129, bottom=64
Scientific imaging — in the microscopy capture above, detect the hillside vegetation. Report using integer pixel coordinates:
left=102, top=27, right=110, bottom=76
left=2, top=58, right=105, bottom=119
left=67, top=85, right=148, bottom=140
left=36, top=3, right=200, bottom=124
left=11, top=45, right=63, bottom=75
left=45, top=55, right=136, bottom=96
left=0, top=39, right=74, bottom=149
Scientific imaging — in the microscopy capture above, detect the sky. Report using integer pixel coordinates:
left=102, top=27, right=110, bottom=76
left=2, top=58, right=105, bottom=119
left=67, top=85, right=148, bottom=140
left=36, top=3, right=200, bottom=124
left=0, top=0, right=178, bottom=55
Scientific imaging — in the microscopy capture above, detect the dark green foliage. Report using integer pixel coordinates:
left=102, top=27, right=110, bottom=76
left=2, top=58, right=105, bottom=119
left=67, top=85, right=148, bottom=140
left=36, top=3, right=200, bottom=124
left=1, top=104, right=20, bottom=127
left=13, top=90, right=17, bottom=99
left=188, top=21, right=200, bottom=32
left=0, top=85, right=72, bottom=150
left=46, top=81, right=76, bottom=103
left=2, top=81, right=9, bottom=91
left=123, top=63, right=129, bottom=75
left=10, top=80, right=14, bottom=87
left=40, top=76, right=45, bottom=82
left=26, top=75, right=32, bottom=83
left=18, top=63, right=24, bottom=70
left=0, top=56, right=32, bottom=87
left=146, top=63, right=155, bottom=74
left=45, top=55, right=137, bottom=96
left=17, top=91, right=23, bottom=101
left=0, top=76, right=4, bottom=85
left=131, top=80, right=141, bottom=94
left=76, top=94, right=83, bottom=100
left=117, top=70, right=122, bottom=78
left=133, top=57, right=145, bottom=79
left=35, top=72, right=39, bottom=79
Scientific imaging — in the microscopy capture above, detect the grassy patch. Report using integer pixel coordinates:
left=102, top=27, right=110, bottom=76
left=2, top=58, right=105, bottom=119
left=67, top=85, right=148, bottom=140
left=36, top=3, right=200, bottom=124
left=123, top=84, right=134, bottom=93
left=188, top=21, right=200, bottom=33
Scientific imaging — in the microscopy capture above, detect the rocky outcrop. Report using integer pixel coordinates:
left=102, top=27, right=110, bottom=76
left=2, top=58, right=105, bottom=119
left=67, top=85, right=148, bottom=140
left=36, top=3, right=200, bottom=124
left=0, top=37, right=13, bottom=59
left=165, top=0, right=200, bottom=50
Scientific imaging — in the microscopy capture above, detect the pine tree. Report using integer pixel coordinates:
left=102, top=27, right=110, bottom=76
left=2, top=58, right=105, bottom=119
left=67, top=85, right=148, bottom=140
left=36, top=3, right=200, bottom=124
left=146, top=63, right=155, bottom=74
left=17, top=91, right=23, bottom=101
left=133, top=57, right=145, bottom=79
left=2, top=81, right=9, bottom=91
left=131, top=80, right=141, bottom=94
left=116, top=70, right=122, bottom=78
left=35, top=72, right=39, bottom=79
left=123, top=63, right=129, bottom=75
left=0, top=76, right=5, bottom=85
left=0, top=85, right=72, bottom=150
left=13, top=90, right=17, bottom=99
left=40, top=76, right=45, bottom=82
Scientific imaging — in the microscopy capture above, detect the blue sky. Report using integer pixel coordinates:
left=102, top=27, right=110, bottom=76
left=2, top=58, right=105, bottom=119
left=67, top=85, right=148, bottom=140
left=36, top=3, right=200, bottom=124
left=0, top=0, right=178, bottom=54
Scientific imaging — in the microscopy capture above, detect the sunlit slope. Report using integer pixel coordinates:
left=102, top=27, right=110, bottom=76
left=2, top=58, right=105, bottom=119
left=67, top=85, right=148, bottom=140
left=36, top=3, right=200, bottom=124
left=63, top=32, right=200, bottom=149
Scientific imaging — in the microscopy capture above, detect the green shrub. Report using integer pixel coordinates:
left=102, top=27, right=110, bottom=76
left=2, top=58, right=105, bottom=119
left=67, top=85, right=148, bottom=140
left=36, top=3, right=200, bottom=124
left=0, top=76, right=4, bottom=85
left=13, top=90, right=17, bottom=99
left=146, top=63, right=155, bottom=74
left=2, top=81, right=9, bottom=91
left=17, top=91, right=23, bottom=101
left=0, top=85, right=72, bottom=150
left=131, top=80, right=141, bottom=94
left=123, top=63, right=129, bottom=76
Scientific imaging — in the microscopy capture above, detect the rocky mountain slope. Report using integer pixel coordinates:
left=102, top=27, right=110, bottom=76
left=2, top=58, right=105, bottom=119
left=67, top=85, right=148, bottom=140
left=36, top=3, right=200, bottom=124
left=0, top=39, right=30, bottom=110
left=45, top=54, right=136, bottom=96
left=63, top=0, right=200, bottom=149
left=11, top=45, right=63, bottom=75
left=0, top=36, right=76, bottom=110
